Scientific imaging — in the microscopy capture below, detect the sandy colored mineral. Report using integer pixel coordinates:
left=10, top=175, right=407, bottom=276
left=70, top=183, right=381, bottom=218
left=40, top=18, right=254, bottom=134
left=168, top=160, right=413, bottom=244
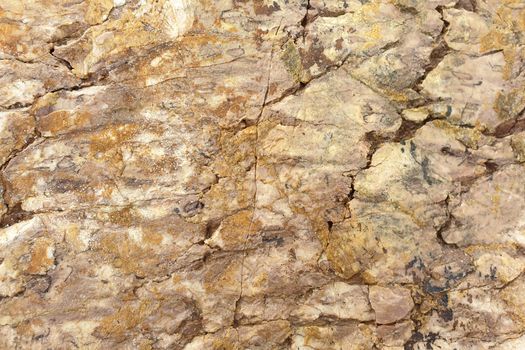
left=0, top=0, right=524, bottom=349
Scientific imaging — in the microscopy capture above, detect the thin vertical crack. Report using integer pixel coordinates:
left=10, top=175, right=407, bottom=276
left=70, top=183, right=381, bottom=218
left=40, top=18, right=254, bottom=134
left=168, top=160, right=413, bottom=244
left=233, top=22, right=280, bottom=332
left=413, top=6, right=451, bottom=93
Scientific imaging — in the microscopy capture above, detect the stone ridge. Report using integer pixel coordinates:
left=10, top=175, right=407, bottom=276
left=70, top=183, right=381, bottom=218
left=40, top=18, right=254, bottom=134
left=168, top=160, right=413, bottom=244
left=0, top=0, right=524, bottom=349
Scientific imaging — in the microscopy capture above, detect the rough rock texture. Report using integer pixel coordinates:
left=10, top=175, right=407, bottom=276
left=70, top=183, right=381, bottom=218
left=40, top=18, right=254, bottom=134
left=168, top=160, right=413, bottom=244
left=0, top=0, right=524, bottom=349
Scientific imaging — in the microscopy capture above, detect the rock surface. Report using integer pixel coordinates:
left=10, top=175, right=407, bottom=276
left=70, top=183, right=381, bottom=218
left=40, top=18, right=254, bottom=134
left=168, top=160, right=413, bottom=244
left=0, top=0, right=524, bottom=349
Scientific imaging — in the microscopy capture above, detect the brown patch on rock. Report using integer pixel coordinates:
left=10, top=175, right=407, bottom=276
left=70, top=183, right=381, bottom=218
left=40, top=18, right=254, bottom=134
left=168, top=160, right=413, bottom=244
left=25, top=238, right=55, bottom=275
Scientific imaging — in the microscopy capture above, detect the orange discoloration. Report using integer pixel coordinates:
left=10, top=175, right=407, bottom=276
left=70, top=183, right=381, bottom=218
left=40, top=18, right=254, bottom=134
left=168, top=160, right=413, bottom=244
left=179, top=33, right=221, bottom=46
left=15, top=319, right=45, bottom=337
left=85, top=0, right=114, bottom=25
left=213, top=95, right=249, bottom=119
left=38, top=110, right=93, bottom=136
left=142, top=226, right=164, bottom=246
left=64, top=224, right=87, bottom=252
left=211, top=338, right=239, bottom=350
left=204, top=258, right=240, bottom=293
left=95, top=220, right=181, bottom=275
left=303, top=326, right=323, bottom=347
left=26, top=238, right=55, bottom=275
left=0, top=111, right=36, bottom=164
left=480, top=31, right=507, bottom=54
left=210, top=328, right=240, bottom=350
left=214, top=210, right=260, bottom=247
left=95, top=300, right=155, bottom=342
left=0, top=22, right=24, bottom=55
left=252, top=271, right=268, bottom=289
left=108, top=206, right=135, bottom=227
left=98, top=234, right=145, bottom=274
left=89, top=123, right=139, bottom=154
left=5, top=173, right=36, bottom=206
left=493, top=88, right=525, bottom=121
left=480, top=1, right=525, bottom=80
left=324, top=219, right=376, bottom=280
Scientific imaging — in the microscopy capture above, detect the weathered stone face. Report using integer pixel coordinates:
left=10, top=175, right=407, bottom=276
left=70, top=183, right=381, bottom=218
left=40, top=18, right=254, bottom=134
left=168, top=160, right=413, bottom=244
left=369, top=285, right=414, bottom=324
left=1, top=0, right=524, bottom=349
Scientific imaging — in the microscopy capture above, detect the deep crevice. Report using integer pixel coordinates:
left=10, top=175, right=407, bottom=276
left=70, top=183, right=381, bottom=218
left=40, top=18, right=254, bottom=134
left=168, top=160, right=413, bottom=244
left=413, top=6, right=451, bottom=93
left=49, top=47, right=74, bottom=71
left=205, top=219, right=221, bottom=240
left=0, top=127, right=42, bottom=228
left=0, top=203, right=34, bottom=228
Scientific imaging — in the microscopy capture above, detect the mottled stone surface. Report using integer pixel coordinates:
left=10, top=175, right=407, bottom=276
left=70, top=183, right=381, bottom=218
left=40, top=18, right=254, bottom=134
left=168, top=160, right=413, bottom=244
left=0, top=0, right=524, bottom=349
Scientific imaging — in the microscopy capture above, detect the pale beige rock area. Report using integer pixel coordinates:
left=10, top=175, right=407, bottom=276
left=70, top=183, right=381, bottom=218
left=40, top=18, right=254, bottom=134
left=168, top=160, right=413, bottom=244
left=0, top=0, right=524, bottom=349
